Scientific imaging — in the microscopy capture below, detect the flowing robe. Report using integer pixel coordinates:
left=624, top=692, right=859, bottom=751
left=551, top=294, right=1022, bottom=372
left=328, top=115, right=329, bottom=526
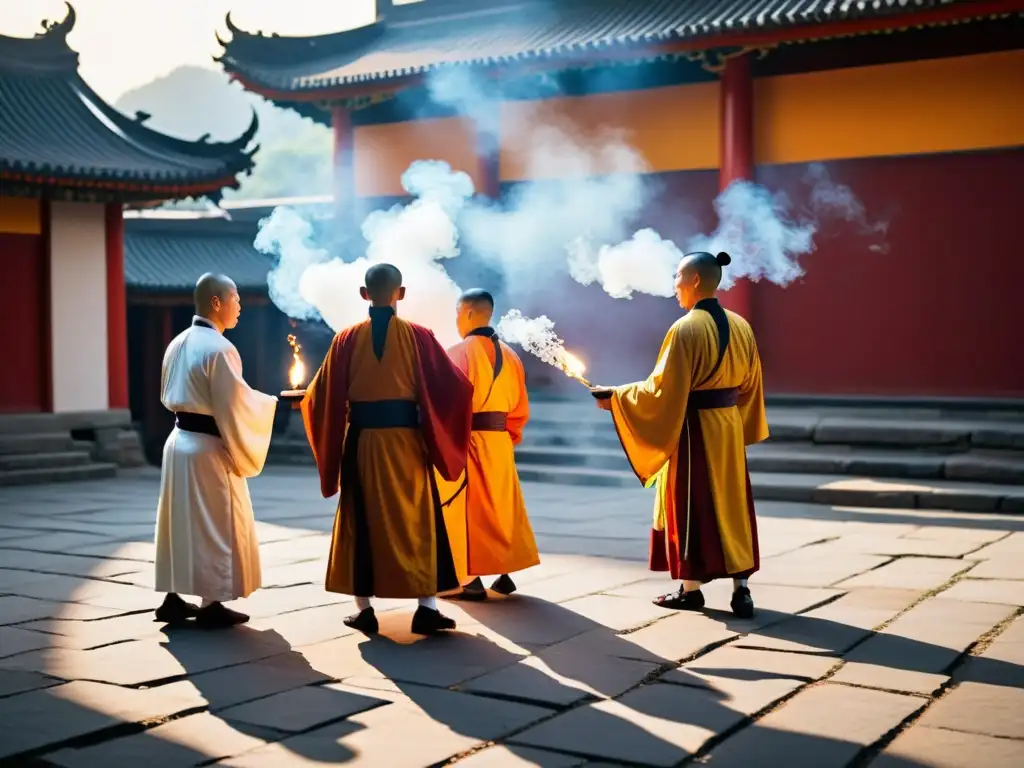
left=437, top=328, right=539, bottom=584
left=609, top=299, right=769, bottom=582
left=301, top=308, right=473, bottom=598
left=155, top=318, right=278, bottom=602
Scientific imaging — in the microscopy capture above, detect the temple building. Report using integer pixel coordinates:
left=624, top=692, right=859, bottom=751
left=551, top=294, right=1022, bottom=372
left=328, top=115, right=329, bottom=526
left=0, top=5, right=257, bottom=482
left=218, top=0, right=1024, bottom=400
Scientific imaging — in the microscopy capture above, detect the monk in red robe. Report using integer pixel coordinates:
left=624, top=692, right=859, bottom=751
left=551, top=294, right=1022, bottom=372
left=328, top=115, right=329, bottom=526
left=591, top=252, right=768, bottom=619
left=301, top=263, right=473, bottom=636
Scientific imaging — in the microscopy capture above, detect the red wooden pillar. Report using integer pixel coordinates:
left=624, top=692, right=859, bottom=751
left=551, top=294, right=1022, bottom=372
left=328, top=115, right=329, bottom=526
left=105, top=203, right=129, bottom=410
left=475, top=107, right=501, bottom=200
left=717, top=53, right=755, bottom=322
left=40, top=199, right=53, bottom=413
left=332, top=105, right=355, bottom=222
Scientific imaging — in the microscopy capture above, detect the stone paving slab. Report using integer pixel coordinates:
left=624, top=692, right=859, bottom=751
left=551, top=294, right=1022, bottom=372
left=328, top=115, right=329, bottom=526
left=874, top=725, right=1024, bottom=767
left=702, top=683, right=926, bottom=767
left=2, top=470, right=1024, bottom=766
left=918, top=681, right=1024, bottom=740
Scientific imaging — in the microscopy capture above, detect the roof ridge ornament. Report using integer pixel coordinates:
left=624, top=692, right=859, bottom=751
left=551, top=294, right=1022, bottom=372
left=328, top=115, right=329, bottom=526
left=39, top=2, right=76, bottom=41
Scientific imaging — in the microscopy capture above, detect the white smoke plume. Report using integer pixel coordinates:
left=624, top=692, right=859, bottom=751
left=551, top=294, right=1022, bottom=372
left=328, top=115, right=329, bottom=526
left=495, top=308, right=579, bottom=375
left=258, top=160, right=473, bottom=349
left=570, top=163, right=886, bottom=296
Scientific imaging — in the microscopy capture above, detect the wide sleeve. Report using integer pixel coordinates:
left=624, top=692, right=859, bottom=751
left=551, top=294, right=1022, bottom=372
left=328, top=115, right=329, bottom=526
left=505, top=348, right=530, bottom=446
left=412, top=325, right=473, bottom=481
left=737, top=338, right=770, bottom=446
left=609, top=322, right=693, bottom=485
left=208, top=347, right=278, bottom=478
left=301, top=330, right=355, bottom=498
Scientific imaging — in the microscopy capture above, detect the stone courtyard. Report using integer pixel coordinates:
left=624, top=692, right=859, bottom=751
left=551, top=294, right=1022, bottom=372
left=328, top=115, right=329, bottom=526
left=1, top=467, right=1023, bottom=767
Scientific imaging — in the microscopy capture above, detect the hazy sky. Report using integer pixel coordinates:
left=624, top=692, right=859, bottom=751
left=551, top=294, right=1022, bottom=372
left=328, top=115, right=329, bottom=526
left=0, top=0, right=422, bottom=101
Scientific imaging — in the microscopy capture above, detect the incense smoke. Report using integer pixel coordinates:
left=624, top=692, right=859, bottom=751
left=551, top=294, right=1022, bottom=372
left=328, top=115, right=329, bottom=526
left=495, top=310, right=569, bottom=368
left=570, top=163, right=886, bottom=297
left=257, top=161, right=472, bottom=348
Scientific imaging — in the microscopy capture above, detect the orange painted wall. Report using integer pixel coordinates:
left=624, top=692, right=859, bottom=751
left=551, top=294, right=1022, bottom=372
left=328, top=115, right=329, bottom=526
left=0, top=196, right=41, bottom=235
left=353, top=117, right=482, bottom=197
left=500, top=83, right=720, bottom=180
left=755, top=50, right=1024, bottom=165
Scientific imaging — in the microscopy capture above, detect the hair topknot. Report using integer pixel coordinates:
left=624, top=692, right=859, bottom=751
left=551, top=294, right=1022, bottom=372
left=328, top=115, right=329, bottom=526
left=715, top=252, right=732, bottom=267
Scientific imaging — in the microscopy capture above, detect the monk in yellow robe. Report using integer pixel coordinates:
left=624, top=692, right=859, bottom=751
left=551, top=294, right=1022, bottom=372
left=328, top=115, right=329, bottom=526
left=301, top=264, right=474, bottom=636
left=437, top=289, right=539, bottom=601
left=591, top=251, right=768, bottom=618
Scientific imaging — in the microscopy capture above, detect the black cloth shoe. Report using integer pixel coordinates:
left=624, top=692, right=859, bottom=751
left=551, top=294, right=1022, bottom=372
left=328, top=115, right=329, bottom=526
left=195, top=602, right=249, bottom=629
left=490, top=574, right=517, bottom=595
left=411, top=606, right=457, bottom=636
left=731, top=586, right=755, bottom=619
left=444, top=577, right=488, bottom=602
left=155, top=593, right=198, bottom=624
left=344, top=607, right=379, bottom=634
left=653, top=587, right=706, bottom=611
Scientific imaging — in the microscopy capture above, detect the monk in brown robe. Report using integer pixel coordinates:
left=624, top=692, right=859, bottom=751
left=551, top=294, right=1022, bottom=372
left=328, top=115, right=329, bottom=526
left=591, top=251, right=768, bottom=618
left=437, top=289, right=539, bottom=601
left=301, top=263, right=474, bottom=635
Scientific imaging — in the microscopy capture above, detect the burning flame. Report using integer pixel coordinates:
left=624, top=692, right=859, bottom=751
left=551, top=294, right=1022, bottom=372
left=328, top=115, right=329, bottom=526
left=287, top=334, right=306, bottom=389
left=557, top=350, right=592, bottom=387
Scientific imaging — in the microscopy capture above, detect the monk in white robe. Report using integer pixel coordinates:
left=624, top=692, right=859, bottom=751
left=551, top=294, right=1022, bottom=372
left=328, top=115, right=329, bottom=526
left=154, top=273, right=278, bottom=629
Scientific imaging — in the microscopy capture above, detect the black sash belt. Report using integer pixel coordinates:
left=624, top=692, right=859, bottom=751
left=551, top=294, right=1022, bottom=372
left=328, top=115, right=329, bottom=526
left=688, top=387, right=739, bottom=412
left=472, top=411, right=507, bottom=432
left=349, top=399, right=419, bottom=429
left=174, top=412, right=221, bottom=438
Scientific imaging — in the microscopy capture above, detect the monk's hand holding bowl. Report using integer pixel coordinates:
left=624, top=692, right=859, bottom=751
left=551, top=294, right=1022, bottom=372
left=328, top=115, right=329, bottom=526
left=589, top=386, right=613, bottom=410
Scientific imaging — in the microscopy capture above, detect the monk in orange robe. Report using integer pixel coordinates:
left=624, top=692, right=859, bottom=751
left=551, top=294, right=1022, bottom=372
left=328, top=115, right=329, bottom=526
left=301, top=263, right=473, bottom=636
left=437, top=289, right=539, bottom=601
left=591, top=252, right=768, bottom=619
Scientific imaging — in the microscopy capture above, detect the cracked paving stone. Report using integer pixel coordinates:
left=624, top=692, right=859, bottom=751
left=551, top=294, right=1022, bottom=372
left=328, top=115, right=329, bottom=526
left=0, top=595, right=121, bottom=625
left=832, top=598, right=1015, bottom=694
left=45, top=713, right=278, bottom=768
left=0, top=680, right=206, bottom=759
left=557, top=594, right=673, bottom=632
left=968, top=558, right=1024, bottom=580
left=755, top=550, right=891, bottom=588
left=702, top=682, right=925, bottom=767
left=0, top=668, right=62, bottom=697
left=510, top=681, right=746, bottom=767
left=836, top=557, right=969, bottom=591
left=736, top=588, right=923, bottom=655
left=939, top=578, right=1024, bottom=606
left=457, top=745, right=588, bottom=767
left=220, top=683, right=390, bottom=733
left=185, top=652, right=332, bottom=711
left=460, top=645, right=659, bottom=706
left=0, top=626, right=57, bottom=658
left=872, top=724, right=1024, bottom=768
left=221, top=685, right=551, bottom=768
left=918, top=681, right=1024, bottom=739
left=956, top=614, right=1024, bottom=688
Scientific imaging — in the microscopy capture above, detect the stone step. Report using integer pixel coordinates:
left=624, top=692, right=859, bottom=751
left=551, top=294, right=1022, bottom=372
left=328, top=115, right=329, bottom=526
left=517, top=466, right=1024, bottom=514
left=0, top=450, right=95, bottom=472
left=0, top=432, right=76, bottom=456
left=523, top=412, right=1024, bottom=451
left=515, top=443, right=1024, bottom=485
left=0, top=462, right=118, bottom=487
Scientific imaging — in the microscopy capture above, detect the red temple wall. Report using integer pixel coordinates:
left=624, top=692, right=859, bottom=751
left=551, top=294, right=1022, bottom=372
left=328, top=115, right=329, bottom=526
left=752, top=149, right=1024, bottom=398
left=0, top=197, right=46, bottom=413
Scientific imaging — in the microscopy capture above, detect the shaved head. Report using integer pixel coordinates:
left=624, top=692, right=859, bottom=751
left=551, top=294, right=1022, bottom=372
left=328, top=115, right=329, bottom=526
left=193, top=272, right=236, bottom=314
left=456, top=288, right=496, bottom=338
left=362, top=263, right=404, bottom=305
left=194, top=272, right=241, bottom=331
left=673, top=252, right=731, bottom=310
left=458, top=289, right=494, bottom=317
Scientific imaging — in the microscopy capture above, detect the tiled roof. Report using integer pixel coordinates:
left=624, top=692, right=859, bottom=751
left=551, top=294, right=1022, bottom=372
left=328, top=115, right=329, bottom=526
left=124, top=215, right=271, bottom=292
left=1, top=3, right=258, bottom=201
left=217, top=0, right=991, bottom=92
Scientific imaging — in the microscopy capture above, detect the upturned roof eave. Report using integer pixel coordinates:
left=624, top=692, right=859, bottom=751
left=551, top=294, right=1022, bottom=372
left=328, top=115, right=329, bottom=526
left=217, top=0, right=1024, bottom=101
